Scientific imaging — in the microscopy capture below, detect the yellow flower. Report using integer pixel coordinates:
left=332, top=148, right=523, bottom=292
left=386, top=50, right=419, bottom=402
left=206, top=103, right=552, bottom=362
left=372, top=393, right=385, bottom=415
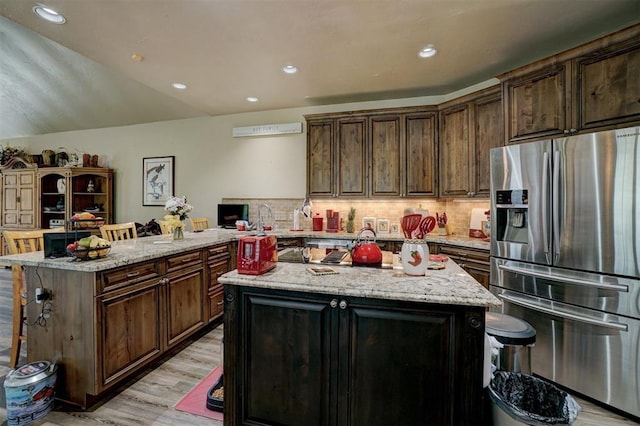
left=164, top=214, right=184, bottom=231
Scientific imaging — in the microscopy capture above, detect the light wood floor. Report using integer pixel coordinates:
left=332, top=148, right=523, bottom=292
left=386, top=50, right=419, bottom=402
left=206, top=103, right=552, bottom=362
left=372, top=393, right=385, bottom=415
left=0, top=267, right=636, bottom=425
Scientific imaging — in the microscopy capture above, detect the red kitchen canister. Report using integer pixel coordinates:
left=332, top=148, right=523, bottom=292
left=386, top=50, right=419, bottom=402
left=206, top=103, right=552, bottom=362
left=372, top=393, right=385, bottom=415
left=312, top=213, right=323, bottom=231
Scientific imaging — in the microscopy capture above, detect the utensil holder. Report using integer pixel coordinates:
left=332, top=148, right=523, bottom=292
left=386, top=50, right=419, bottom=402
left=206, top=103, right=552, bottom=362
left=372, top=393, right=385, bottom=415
left=401, top=240, right=429, bottom=276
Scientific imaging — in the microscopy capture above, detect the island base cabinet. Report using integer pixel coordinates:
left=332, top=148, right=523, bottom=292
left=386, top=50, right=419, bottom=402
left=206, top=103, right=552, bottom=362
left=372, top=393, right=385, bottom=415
left=99, top=280, right=162, bottom=388
left=224, top=285, right=486, bottom=426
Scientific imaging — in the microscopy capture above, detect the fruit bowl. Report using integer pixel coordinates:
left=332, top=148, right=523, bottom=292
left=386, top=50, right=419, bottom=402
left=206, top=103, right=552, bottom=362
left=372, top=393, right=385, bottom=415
left=70, top=218, right=105, bottom=229
left=67, top=245, right=111, bottom=260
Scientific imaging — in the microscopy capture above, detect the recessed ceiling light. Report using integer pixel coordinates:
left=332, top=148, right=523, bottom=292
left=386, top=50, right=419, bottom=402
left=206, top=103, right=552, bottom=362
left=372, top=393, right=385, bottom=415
left=418, top=45, right=437, bottom=58
left=282, top=65, right=298, bottom=74
left=172, top=83, right=188, bottom=90
left=246, top=97, right=259, bottom=103
left=33, top=5, right=66, bottom=24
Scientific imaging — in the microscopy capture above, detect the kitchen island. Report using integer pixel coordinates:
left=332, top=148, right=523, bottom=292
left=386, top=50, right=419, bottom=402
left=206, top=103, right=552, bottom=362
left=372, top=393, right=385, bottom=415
left=220, top=260, right=500, bottom=426
left=0, top=228, right=494, bottom=411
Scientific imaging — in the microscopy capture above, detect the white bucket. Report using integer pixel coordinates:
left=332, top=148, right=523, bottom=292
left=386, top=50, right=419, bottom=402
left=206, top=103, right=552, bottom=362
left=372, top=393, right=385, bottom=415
left=4, top=360, right=57, bottom=426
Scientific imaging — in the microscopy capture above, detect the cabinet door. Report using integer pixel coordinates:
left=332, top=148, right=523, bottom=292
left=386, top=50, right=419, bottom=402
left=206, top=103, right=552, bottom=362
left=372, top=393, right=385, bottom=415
left=474, top=92, right=503, bottom=196
left=370, top=115, right=401, bottom=197
left=340, top=304, right=455, bottom=425
left=165, top=266, right=206, bottom=347
left=503, top=64, right=570, bottom=143
left=440, top=104, right=473, bottom=197
left=404, top=112, right=438, bottom=197
left=576, top=42, right=640, bottom=130
left=237, top=293, right=334, bottom=426
left=337, top=118, right=367, bottom=197
left=307, top=120, right=335, bottom=197
left=99, top=281, right=162, bottom=388
left=2, top=171, right=37, bottom=228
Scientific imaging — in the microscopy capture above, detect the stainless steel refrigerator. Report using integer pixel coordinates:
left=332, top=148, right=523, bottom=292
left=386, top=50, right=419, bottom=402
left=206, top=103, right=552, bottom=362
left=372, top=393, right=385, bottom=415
left=489, top=126, right=640, bottom=419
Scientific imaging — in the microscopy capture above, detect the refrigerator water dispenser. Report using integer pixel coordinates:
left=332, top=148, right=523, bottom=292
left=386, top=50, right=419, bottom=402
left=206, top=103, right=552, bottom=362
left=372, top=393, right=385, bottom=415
left=495, top=190, right=529, bottom=244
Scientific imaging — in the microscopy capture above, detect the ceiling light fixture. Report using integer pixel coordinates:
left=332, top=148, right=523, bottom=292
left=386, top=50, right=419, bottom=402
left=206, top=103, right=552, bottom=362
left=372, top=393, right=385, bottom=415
left=171, top=83, right=187, bottom=90
left=282, top=65, right=298, bottom=74
left=246, top=97, right=259, bottom=103
left=418, top=45, right=437, bottom=58
left=33, top=5, right=66, bottom=24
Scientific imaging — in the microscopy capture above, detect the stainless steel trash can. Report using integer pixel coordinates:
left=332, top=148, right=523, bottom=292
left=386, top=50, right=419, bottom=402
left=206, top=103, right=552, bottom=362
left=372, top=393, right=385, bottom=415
left=485, top=312, right=536, bottom=374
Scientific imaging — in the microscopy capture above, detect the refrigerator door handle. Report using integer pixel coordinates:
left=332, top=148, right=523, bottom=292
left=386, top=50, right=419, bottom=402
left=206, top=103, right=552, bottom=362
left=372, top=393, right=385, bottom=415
left=498, top=263, right=629, bottom=292
left=497, top=293, right=628, bottom=331
left=542, top=151, right=550, bottom=262
left=552, top=150, right=561, bottom=259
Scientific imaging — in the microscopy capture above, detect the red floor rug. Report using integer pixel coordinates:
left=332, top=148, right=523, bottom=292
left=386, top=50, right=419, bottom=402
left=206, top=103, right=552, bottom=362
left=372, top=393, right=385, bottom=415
left=175, top=366, right=224, bottom=421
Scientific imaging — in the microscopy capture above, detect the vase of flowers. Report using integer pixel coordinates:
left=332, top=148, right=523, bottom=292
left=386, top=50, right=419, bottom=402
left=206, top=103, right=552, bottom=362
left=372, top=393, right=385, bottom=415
left=164, top=196, right=193, bottom=240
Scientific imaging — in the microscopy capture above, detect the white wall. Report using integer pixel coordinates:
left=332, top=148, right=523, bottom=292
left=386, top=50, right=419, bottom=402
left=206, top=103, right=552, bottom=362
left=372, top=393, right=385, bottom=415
left=1, top=79, right=498, bottom=225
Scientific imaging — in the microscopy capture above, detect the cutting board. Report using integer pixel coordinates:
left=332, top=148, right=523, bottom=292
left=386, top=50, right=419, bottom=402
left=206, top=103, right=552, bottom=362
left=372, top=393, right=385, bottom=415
left=469, top=208, right=487, bottom=238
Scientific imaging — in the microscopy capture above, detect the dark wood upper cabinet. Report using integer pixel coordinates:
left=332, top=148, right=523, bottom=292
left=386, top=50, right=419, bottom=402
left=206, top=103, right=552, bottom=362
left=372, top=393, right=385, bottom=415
left=439, top=86, right=502, bottom=198
left=370, top=115, right=402, bottom=197
left=404, top=111, right=438, bottom=197
left=305, top=107, right=438, bottom=198
left=501, top=24, right=640, bottom=143
left=307, top=119, right=335, bottom=197
left=575, top=38, right=640, bottom=131
left=337, top=117, right=367, bottom=197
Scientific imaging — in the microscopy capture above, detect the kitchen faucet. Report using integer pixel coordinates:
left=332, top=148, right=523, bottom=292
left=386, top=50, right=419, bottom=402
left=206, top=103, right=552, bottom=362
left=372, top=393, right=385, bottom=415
left=257, top=203, right=273, bottom=235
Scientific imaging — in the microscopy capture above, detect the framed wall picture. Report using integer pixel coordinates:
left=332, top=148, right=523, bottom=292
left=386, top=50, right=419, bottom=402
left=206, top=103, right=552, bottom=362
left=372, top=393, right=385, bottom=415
left=362, top=216, right=376, bottom=230
left=377, top=219, right=390, bottom=233
left=390, top=223, right=400, bottom=234
left=143, top=156, right=175, bottom=206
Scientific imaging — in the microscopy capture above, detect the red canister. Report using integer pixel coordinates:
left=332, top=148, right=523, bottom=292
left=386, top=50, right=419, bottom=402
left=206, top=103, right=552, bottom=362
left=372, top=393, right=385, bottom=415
left=312, top=213, right=323, bottom=231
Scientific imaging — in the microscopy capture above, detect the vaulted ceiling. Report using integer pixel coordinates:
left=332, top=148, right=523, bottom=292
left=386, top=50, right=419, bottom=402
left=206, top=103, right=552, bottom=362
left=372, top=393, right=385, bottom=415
left=1, top=0, right=638, bottom=140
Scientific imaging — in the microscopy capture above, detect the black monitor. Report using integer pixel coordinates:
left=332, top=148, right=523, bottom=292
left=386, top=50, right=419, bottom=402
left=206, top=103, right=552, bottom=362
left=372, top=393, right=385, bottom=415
left=44, top=231, right=92, bottom=258
left=217, top=204, right=249, bottom=228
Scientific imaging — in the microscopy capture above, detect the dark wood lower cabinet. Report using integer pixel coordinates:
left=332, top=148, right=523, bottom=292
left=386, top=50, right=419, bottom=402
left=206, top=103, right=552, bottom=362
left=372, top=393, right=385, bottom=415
left=437, top=244, right=490, bottom=289
left=224, top=285, right=486, bottom=425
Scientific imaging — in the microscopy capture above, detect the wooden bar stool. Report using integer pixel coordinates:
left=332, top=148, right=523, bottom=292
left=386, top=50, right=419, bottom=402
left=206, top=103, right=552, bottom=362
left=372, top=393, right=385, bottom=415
left=99, top=222, right=138, bottom=241
left=3, top=230, right=46, bottom=368
left=158, top=220, right=172, bottom=234
left=189, top=217, right=210, bottom=231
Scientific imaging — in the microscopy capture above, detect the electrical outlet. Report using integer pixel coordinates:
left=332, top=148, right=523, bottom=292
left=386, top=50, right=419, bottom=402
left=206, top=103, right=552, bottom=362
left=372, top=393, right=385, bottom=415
left=35, top=288, right=52, bottom=303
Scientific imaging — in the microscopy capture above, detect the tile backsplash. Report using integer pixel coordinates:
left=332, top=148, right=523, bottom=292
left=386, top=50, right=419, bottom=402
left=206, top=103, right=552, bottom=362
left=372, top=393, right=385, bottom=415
left=222, top=198, right=489, bottom=236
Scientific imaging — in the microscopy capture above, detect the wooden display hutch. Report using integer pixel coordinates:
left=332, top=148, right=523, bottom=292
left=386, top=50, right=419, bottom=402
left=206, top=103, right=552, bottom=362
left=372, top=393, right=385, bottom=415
left=39, top=167, right=114, bottom=231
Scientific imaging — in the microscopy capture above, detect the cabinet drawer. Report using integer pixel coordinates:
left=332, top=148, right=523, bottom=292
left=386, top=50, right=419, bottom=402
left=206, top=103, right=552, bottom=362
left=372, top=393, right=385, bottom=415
left=100, top=261, right=161, bottom=293
left=277, top=238, right=303, bottom=249
left=208, top=290, right=224, bottom=320
left=209, top=259, right=228, bottom=292
left=208, top=243, right=230, bottom=262
left=166, top=250, right=203, bottom=273
left=438, top=245, right=489, bottom=263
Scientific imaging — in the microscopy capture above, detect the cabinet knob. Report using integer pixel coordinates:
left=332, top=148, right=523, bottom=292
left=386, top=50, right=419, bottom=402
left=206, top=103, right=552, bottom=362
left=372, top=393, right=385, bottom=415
left=330, top=299, right=338, bottom=308
left=339, top=300, right=347, bottom=310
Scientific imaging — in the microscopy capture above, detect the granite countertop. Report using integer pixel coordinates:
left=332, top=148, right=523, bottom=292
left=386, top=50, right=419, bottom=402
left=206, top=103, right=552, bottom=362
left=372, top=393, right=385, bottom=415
left=0, top=229, right=240, bottom=272
left=0, top=228, right=488, bottom=272
left=220, top=261, right=501, bottom=308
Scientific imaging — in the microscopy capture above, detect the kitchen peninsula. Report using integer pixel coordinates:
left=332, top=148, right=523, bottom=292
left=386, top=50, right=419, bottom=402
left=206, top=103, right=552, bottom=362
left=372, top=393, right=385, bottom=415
left=1, top=229, right=499, bottom=419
